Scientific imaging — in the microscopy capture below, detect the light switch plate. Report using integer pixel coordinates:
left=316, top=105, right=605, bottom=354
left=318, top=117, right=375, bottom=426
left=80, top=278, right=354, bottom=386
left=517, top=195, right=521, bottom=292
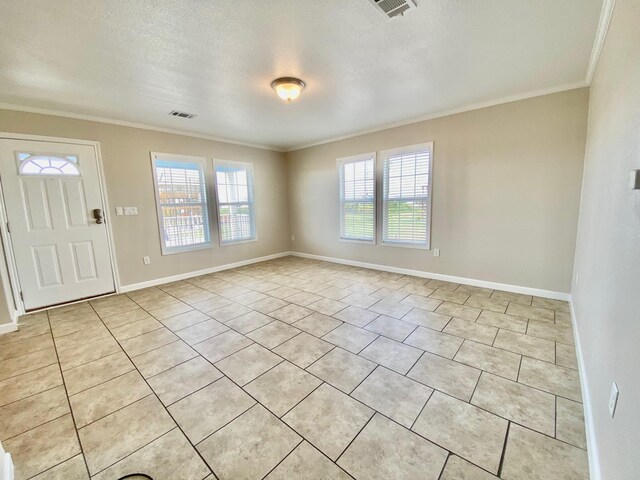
left=631, top=170, right=640, bottom=190
left=609, top=382, right=619, bottom=418
left=115, top=207, right=124, bottom=216
left=124, top=207, right=138, bottom=215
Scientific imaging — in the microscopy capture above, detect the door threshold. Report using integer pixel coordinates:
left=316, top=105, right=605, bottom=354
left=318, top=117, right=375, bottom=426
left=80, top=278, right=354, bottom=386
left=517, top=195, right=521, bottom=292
left=26, top=291, right=117, bottom=315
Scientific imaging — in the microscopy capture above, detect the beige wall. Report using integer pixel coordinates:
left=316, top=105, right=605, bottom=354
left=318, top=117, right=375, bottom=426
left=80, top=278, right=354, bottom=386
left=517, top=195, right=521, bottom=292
left=572, top=0, right=640, bottom=478
left=0, top=111, right=290, bottom=288
left=286, top=89, right=589, bottom=293
left=0, top=87, right=588, bottom=312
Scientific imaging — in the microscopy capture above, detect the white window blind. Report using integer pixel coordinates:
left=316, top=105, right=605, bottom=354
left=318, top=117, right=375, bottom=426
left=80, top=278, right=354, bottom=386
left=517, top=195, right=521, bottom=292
left=151, top=154, right=211, bottom=254
left=338, top=154, right=376, bottom=242
left=215, top=161, right=256, bottom=244
left=382, top=143, right=433, bottom=248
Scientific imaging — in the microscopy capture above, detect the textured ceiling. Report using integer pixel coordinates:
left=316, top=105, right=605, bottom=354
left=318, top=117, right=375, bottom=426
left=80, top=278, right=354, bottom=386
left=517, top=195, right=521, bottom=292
left=0, top=0, right=602, bottom=150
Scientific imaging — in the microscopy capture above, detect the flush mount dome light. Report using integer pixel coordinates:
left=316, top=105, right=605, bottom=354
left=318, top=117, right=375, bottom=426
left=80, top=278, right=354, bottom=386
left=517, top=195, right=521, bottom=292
left=271, top=77, right=306, bottom=102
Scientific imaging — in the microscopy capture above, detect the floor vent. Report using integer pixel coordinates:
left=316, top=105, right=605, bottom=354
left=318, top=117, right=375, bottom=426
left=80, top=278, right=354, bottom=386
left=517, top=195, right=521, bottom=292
left=168, top=110, right=197, bottom=119
left=369, top=0, right=418, bottom=18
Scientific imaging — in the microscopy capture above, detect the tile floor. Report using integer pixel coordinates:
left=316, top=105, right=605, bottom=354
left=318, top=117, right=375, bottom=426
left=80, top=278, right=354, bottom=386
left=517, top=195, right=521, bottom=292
left=0, top=256, right=589, bottom=479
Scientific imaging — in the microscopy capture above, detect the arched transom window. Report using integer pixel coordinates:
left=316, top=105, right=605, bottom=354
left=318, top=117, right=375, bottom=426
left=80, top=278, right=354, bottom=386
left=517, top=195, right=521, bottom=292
left=17, top=153, right=80, bottom=176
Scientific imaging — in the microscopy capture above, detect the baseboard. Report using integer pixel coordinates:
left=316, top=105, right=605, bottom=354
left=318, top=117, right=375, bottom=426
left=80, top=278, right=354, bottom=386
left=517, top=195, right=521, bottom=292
left=569, top=299, right=601, bottom=480
left=0, top=322, right=18, bottom=334
left=1, top=440, right=15, bottom=480
left=120, top=249, right=571, bottom=301
left=290, top=251, right=570, bottom=301
left=120, top=252, right=292, bottom=293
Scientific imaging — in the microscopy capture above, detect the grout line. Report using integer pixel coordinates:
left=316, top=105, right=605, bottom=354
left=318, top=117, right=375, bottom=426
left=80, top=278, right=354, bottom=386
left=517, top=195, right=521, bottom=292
left=405, top=348, right=425, bottom=374
left=516, top=355, right=524, bottom=382
left=334, top=412, right=376, bottom=465
left=0, top=333, right=55, bottom=361
left=45, top=310, right=93, bottom=479
left=497, top=421, right=512, bottom=477
left=67, top=367, right=136, bottom=398
left=259, top=438, right=306, bottom=479
left=84, top=301, right=217, bottom=478
left=161, top=375, right=226, bottom=409
left=192, top=400, right=259, bottom=449
left=437, top=452, right=452, bottom=480
left=7, top=257, right=578, bottom=479
left=0, top=382, right=63, bottom=410
left=348, top=364, right=380, bottom=395
left=555, top=395, right=559, bottom=440
left=0, top=357, right=61, bottom=385
left=409, top=387, right=434, bottom=431
left=24, top=453, right=86, bottom=480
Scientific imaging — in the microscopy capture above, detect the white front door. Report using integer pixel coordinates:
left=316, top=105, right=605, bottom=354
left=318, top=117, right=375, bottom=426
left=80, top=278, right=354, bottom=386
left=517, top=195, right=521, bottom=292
left=0, top=138, right=115, bottom=310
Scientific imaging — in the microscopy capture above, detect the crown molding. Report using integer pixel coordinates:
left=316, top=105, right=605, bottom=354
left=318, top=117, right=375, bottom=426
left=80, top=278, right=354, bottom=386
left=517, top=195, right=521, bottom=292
left=285, top=82, right=588, bottom=152
left=1, top=81, right=589, bottom=154
left=586, top=0, right=616, bottom=84
left=0, top=102, right=285, bottom=153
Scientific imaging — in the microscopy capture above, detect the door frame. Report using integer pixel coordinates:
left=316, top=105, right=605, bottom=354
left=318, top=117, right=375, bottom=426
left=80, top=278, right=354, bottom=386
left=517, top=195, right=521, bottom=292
left=0, top=132, right=121, bottom=319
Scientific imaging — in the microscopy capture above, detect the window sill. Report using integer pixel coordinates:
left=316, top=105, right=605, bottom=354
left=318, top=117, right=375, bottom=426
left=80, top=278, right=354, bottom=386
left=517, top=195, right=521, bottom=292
left=220, top=237, right=258, bottom=246
left=339, top=237, right=376, bottom=245
left=160, top=242, right=213, bottom=256
left=380, top=241, right=430, bottom=250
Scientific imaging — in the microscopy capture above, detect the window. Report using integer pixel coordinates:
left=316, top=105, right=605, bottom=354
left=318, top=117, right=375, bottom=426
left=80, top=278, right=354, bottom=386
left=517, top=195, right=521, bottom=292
left=381, top=143, right=433, bottom=248
left=338, top=153, right=376, bottom=243
left=214, top=161, right=256, bottom=244
left=151, top=153, right=211, bottom=254
left=17, top=153, right=80, bottom=176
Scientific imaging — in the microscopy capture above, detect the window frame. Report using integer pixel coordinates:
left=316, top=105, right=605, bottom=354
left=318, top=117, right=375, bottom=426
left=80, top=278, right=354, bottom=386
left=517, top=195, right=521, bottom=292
left=16, top=152, right=81, bottom=177
left=150, top=152, right=213, bottom=255
left=213, top=159, right=258, bottom=246
left=380, top=142, right=434, bottom=250
left=337, top=152, right=377, bottom=245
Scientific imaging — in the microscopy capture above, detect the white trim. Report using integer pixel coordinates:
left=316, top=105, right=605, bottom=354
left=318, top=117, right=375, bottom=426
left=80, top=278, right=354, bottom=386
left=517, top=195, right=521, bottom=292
left=285, top=83, right=588, bottom=151
left=0, top=322, right=18, bottom=334
left=0, top=179, right=21, bottom=324
left=290, top=251, right=570, bottom=300
left=120, top=251, right=290, bottom=292
left=1, top=85, right=588, bottom=154
left=0, top=103, right=282, bottom=152
left=569, top=298, right=601, bottom=480
left=380, top=142, right=433, bottom=249
left=1, top=440, right=15, bottom=480
left=337, top=152, right=377, bottom=244
left=150, top=152, right=214, bottom=255
left=94, top=141, right=122, bottom=294
left=379, top=240, right=429, bottom=250
left=213, top=159, right=258, bottom=246
left=0, top=133, right=121, bottom=315
left=586, top=0, right=616, bottom=84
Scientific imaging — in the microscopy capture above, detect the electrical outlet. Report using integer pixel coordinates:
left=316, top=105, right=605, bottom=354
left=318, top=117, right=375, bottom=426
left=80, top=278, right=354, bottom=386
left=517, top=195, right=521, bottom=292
left=433, top=248, right=440, bottom=257
left=609, top=382, right=619, bottom=418
left=124, top=207, right=138, bottom=216
left=291, top=235, right=295, bottom=242
left=143, top=256, right=151, bottom=265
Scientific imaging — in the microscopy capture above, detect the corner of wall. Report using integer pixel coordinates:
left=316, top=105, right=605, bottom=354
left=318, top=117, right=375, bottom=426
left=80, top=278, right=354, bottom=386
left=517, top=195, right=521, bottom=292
left=569, top=297, right=601, bottom=480
left=282, top=150, right=295, bottom=251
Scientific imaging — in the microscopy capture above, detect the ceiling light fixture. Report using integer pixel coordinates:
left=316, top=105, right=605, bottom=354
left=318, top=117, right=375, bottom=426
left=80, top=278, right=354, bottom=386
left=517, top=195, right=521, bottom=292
left=271, top=77, right=306, bottom=102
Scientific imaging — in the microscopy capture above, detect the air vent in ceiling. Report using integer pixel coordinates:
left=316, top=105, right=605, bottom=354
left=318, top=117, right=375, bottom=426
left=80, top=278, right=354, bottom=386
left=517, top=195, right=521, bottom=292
left=168, top=110, right=197, bottom=119
left=369, top=0, right=418, bottom=18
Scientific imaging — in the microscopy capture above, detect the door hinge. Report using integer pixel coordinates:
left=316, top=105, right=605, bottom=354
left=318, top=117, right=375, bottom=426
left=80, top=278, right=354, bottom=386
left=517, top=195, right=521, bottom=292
left=6, top=222, right=10, bottom=233
left=19, top=291, right=24, bottom=301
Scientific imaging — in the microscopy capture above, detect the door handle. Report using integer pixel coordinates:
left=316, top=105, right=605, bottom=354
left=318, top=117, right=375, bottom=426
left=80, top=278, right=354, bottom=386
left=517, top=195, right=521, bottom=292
left=92, top=208, right=104, bottom=224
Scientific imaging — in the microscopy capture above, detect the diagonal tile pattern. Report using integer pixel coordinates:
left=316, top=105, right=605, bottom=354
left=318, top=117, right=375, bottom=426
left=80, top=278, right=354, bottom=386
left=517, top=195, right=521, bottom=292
left=0, top=256, right=588, bottom=479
